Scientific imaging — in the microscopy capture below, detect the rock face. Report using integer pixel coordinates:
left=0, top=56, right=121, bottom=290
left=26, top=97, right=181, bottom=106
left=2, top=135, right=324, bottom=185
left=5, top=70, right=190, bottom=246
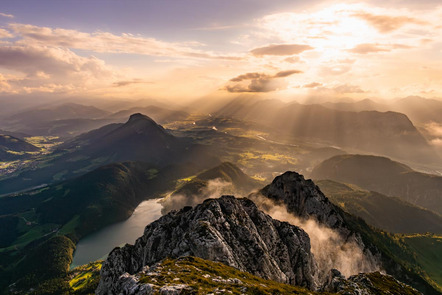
left=97, top=196, right=318, bottom=294
left=260, top=171, right=347, bottom=230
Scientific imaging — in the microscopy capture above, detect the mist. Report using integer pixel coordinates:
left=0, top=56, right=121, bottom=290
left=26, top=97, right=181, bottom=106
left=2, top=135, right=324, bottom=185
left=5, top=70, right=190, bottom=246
left=249, top=194, right=381, bottom=282
left=160, top=180, right=381, bottom=282
left=160, top=179, right=242, bottom=214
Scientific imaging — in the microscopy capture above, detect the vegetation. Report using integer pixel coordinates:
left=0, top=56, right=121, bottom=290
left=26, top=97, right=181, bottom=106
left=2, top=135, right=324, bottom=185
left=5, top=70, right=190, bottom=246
left=69, top=261, right=102, bottom=294
left=312, top=154, right=442, bottom=215
left=317, top=179, right=442, bottom=234
left=400, top=234, right=442, bottom=291
left=139, top=256, right=329, bottom=295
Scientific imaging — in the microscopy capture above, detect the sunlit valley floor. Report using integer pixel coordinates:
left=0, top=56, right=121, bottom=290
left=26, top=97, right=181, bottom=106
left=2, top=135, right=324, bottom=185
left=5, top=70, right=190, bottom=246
left=1, top=97, right=442, bottom=294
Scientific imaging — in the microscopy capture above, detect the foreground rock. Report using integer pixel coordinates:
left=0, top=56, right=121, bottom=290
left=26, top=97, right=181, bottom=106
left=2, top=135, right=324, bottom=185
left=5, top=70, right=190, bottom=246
left=97, top=196, right=318, bottom=294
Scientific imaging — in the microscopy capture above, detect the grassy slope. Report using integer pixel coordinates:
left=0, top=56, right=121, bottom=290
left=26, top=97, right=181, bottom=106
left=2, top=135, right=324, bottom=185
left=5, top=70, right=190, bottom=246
left=401, top=234, right=442, bottom=291
left=316, top=179, right=442, bottom=234
left=69, top=256, right=423, bottom=295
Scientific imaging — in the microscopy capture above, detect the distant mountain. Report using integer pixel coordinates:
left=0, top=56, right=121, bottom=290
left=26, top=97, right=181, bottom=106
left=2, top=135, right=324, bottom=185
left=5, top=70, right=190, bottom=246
left=322, top=98, right=390, bottom=112
left=316, top=179, right=442, bottom=234
left=107, top=105, right=189, bottom=124
left=162, top=162, right=262, bottom=213
left=0, top=134, right=39, bottom=161
left=214, top=97, right=437, bottom=164
left=7, top=102, right=109, bottom=123
left=394, top=96, right=442, bottom=125
left=0, top=130, right=30, bottom=139
left=311, top=154, right=442, bottom=215
left=0, top=114, right=218, bottom=195
left=1, top=103, right=111, bottom=137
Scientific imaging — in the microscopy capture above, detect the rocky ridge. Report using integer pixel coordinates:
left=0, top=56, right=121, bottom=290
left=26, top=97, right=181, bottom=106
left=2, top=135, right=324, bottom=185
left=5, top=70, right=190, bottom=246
left=258, top=171, right=437, bottom=294
left=97, top=195, right=318, bottom=294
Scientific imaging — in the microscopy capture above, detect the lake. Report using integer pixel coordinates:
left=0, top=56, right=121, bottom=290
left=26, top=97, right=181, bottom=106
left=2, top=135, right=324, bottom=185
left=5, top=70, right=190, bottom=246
left=71, top=198, right=163, bottom=268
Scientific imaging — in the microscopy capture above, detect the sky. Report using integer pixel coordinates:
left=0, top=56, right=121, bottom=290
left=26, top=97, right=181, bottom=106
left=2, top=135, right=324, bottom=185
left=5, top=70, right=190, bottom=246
left=0, top=0, right=441, bottom=103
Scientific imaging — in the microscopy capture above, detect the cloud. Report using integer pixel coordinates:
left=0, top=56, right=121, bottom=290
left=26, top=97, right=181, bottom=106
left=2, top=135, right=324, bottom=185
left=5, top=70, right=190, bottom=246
left=9, top=23, right=242, bottom=60
left=348, top=43, right=390, bottom=54
left=274, top=69, right=302, bottom=77
left=0, top=44, right=114, bottom=93
left=353, top=12, right=426, bottom=33
left=303, top=82, right=322, bottom=88
left=112, top=79, right=153, bottom=87
left=0, top=28, right=13, bottom=38
left=284, top=56, right=300, bottom=64
left=333, top=84, right=365, bottom=94
left=348, top=43, right=413, bottom=54
left=226, top=70, right=302, bottom=93
left=0, top=12, right=14, bottom=19
left=250, top=44, right=313, bottom=56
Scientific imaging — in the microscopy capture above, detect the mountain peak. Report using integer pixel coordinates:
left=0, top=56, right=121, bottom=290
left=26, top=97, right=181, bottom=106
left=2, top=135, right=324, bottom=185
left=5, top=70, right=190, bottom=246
left=127, top=113, right=156, bottom=123
left=97, top=195, right=318, bottom=294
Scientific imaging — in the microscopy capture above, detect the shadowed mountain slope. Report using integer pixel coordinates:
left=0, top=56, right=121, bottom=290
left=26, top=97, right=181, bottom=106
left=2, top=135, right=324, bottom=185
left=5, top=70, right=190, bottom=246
left=311, top=154, right=442, bottom=215
left=317, top=180, right=442, bottom=234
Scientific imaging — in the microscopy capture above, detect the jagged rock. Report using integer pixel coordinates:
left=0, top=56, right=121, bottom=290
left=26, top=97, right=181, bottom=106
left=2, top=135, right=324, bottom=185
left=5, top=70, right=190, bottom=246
left=260, top=171, right=348, bottom=230
left=97, top=196, right=318, bottom=294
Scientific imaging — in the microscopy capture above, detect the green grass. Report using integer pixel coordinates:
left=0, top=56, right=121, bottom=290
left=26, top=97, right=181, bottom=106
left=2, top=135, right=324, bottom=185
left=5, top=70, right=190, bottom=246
left=8, top=223, right=59, bottom=250
left=401, top=234, right=442, bottom=292
left=139, top=256, right=327, bottom=295
left=58, top=215, right=80, bottom=236
left=69, top=261, right=102, bottom=293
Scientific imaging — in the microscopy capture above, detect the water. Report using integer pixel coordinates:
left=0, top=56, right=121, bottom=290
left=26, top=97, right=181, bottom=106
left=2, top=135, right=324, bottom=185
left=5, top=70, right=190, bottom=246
left=71, top=198, right=163, bottom=268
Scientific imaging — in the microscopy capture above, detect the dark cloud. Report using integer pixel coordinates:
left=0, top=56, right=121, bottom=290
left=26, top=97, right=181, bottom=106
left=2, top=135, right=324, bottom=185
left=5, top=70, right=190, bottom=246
left=226, top=69, right=302, bottom=93
left=230, top=72, right=265, bottom=82
left=274, top=69, right=302, bottom=77
left=353, top=12, right=426, bottom=33
left=112, top=79, right=152, bottom=87
left=303, top=82, right=322, bottom=88
left=348, top=43, right=390, bottom=54
left=250, top=44, right=313, bottom=56
left=348, top=43, right=412, bottom=54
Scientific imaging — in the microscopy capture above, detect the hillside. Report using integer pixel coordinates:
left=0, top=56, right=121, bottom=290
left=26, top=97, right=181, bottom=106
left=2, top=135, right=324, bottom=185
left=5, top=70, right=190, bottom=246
left=0, top=160, right=217, bottom=294
left=0, top=113, right=218, bottom=195
left=0, top=134, right=39, bottom=161
left=316, top=180, right=442, bottom=234
left=311, top=154, right=442, bottom=215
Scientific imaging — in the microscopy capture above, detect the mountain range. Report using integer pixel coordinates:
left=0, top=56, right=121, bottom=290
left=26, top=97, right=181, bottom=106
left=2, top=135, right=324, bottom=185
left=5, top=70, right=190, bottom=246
left=214, top=97, right=437, bottom=164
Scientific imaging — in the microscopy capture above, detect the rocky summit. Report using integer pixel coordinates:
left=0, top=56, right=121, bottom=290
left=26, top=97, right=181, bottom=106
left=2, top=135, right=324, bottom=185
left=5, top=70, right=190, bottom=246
left=97, top=195, right=318, bottom=294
